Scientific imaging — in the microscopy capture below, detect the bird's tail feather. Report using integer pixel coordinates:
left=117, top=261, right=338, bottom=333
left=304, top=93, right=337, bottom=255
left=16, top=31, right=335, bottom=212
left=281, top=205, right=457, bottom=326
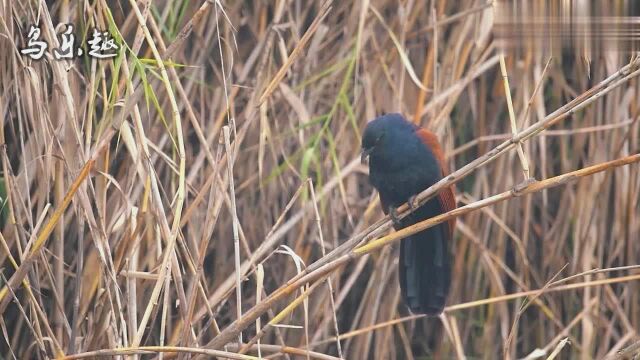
left=399, top=223, right=451, bottom=315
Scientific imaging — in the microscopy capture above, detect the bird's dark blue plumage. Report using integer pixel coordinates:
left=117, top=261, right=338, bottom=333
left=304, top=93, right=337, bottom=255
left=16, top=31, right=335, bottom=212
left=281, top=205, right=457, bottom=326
left=362, top=113, right=456, bottom=315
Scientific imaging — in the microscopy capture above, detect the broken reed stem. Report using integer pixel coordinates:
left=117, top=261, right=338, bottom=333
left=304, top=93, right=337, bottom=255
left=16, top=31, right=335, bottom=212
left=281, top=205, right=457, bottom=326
left=205, top=152, right=640, bottom=350
left=224, top=125, right=244, bottom=345
left=545, top=338, right=570, bottom=360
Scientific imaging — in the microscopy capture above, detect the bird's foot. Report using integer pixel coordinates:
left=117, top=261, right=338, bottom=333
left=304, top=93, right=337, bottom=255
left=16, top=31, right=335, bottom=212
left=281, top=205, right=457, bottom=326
left=512, top=177, right=538, bottom=194
left=407, top=195, right=418, bottom=211
left=388, top=206, right=402, bottom=227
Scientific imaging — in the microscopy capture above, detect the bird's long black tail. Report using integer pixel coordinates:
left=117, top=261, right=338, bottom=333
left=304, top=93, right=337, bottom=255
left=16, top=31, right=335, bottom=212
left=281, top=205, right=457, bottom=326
left=398, top=214, right=451, bottom=316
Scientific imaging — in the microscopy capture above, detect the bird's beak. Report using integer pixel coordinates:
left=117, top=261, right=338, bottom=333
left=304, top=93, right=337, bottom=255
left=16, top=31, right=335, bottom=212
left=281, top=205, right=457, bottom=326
left=361, top=148, right=371, bottom=165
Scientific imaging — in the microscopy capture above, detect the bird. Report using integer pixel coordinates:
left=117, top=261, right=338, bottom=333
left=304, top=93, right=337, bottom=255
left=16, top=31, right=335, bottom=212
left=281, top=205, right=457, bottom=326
left=361, top=113, right=456, bottom=315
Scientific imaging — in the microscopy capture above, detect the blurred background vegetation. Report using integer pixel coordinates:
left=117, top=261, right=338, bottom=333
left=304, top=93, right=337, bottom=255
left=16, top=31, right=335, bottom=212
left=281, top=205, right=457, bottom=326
left=1, top=0, right=639, bottom=359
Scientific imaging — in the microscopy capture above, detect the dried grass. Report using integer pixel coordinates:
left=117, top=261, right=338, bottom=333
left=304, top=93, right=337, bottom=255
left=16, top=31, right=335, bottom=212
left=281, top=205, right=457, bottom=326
left=1, top=1, right=639, bottom=359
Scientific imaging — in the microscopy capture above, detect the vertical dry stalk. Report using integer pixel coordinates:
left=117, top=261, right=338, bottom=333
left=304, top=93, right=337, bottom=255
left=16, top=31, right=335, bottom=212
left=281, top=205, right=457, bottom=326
left=255, top=264, right=264, bottom=359
left=308, top=179, right=343, bottom=359
left=224, top=125, right=244, bottom=344
left=499, top=54, right=531, bottom=179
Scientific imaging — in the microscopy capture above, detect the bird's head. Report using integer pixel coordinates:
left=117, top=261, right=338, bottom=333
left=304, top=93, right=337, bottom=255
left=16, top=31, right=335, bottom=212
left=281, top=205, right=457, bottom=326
left=361, top=113, right=416, bottom=164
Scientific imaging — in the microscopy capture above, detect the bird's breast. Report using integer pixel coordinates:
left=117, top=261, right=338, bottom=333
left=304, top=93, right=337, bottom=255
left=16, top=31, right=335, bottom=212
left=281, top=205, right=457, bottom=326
left=367, top=135, right=444, bottom=207
left=370, top=161, right=440, bottom=207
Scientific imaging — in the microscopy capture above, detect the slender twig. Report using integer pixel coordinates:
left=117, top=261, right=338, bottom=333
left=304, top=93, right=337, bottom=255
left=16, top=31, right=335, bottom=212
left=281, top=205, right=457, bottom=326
left=255, top=264, right=264, bottom=359
left=224, top=125, right=244, bottom=344
left=58, top=345, right=259, bottom=360
left=499, top=54, right=531, bottom=179
left=308, top=179, right=343, bottom=359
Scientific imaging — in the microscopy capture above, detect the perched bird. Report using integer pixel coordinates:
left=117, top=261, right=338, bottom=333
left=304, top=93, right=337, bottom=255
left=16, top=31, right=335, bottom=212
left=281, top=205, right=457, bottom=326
left=361, top=113, right=456, bottom=315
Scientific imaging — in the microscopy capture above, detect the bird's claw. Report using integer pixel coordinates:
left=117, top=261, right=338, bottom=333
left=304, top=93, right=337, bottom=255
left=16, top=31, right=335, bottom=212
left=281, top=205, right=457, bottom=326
left=408, top=195, right=418, bottom=211
left=388, top=206, right=402, bottom=227
left=512, top=177, right=538, bottom=194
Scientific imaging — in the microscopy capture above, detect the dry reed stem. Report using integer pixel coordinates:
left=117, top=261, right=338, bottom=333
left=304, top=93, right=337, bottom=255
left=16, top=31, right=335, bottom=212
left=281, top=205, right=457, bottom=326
left=224, top=125, right=244, bottom=344
left=255, top=264, right=264, bottom=358
left=58, top=345, right=259, bottom=360
left=499, top=54, right=531, bottom=179
left=230, top=343, right=343, bottom=360
left=308, top=179, right=343, bottom=359
left=613, top=340, right=640, bottom=359
left=546, top=338, right=571, bottom=360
